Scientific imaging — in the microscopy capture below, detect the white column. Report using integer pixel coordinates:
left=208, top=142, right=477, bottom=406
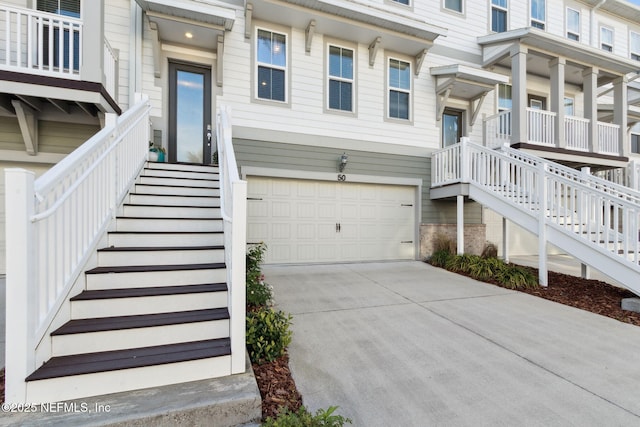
left=583, top=67, right=599, bottom=153
left=538, top=162, right=548, bottom=287
left=502, top=217, right=509, bottom=264
left=613, top=76, right=629, bottom=157
left=550, top=57, right=566, bottom=149
left=457, top=195, right=464, bottom=255
left=511, top=45, right=528, bottom=144
left=4, top=168, right=36, bottom=404
left=82, top=0, right=105, bottom=83
left=230, top=180, right=248, bottom=374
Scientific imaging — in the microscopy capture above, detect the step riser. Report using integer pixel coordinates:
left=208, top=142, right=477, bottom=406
left=147, top=163, right=219, bottom=173
left=122, top=205, right=221, bottom=218
left=115, top=218, right=223, bottom=232
left=108, top=233, right=224, bottom=247
left=139, top=176, right=220, bottom=188
left=142, top=169, right=220, bottom=180
left=128, top=194, right=220, bottom=207
left=86, top=268, right=227, bottom=290
left=26, top=356, right=231, bottom=403
left=133, top=184, right=220, bottom=197
left=71, top=291, right=228, bottom=319
left=52, top=319, right=229, bottom=357
left=98, top=249, right=225, bottom=267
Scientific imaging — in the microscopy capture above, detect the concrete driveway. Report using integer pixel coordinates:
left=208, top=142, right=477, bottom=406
left=265, top=261, right=640, bottom=426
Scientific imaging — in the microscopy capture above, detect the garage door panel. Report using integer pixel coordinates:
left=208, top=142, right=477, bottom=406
left=318, top=223, right=337, bottom=239
left=317, top=182, right=337, bottom=199
left=297, top=245, right=316, bottom=261
left=297, top=223, right=315, bottom=239
left=248, top=201, right=268, bottom=218
left=317, top=244, right=340, bottom=260
left=340, top=204, right=358, bottom=220
left=272, top=223, right=292, bottom=239
left=297, top=181, right=316, bottom=198
left=317, top=203, right=337, bottom=219
left=272, top=180, right=293, bottom=197
left=270, top=245, right=292, bottom=262
left=359, top=186, right=377, bottom=201
left=297, top=202, right=316, bottom=219
left=248, top=223, right=269, bottom=240
left=271, top=202, right=291, bottom=218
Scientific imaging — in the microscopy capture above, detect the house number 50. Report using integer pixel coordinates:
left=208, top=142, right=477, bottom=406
left=337, top=174, right=346, bottom=182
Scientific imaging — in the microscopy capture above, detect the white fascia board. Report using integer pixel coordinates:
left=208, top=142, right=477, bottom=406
left=430, top=64, right=510, bottom=86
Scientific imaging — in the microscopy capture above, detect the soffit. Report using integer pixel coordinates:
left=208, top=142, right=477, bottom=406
left=430, top=64, right=509, bottom=100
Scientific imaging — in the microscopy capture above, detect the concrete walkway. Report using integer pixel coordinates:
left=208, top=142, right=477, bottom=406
left=265, top=261, right=640, bottom=426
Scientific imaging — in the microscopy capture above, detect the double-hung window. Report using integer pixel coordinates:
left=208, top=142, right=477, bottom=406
left=631, top=32, right=640, bottom=61
left=491, top=0, right=508, bottom=33
left=564, top=97, right=575, bottom=116
left=601, top=26, right=614, bottom=52
left=391, top=0, right=410, bottom=5
left=37, top=0, right=81, bottom=71
left=444, top=0, right=463, bottom=13
left=328, top=45, right=354, bottom=112
left=256, top=29, right=287, bottom=102
left=530, top=0, right=546, bottom=30
left=388, top=58, right=411, bottom=120
left=632, top=134, right=640, bottom=154
left=566, top=8, right=580, bottom=41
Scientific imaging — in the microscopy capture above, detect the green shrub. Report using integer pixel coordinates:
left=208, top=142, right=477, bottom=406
left=446, top=254, right=481, bottom=274
left=246, top=307, right=292, bottom=364
left=481, top=242, right=499, bottom=259
left=429, top=249, right=453, bottom=268
left=495, top=265, right=539, bottom=289
left=263, top=406, right=352, bottom=427
left=432, top=233, right=456, bottom=255
left=246, top=243, right=273, bottom=308
left=468, top=257, right=505, bottom=282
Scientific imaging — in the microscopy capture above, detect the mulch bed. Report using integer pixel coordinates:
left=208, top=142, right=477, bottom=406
left=252, top=351, right=302, bottom=420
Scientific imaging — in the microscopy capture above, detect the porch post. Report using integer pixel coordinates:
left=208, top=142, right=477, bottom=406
left=457, top=195, right=464, bottom=255
left=583, top=67, right=599, bottom=153
left=510, top=45, right=528, bottom=144
left=502, top=217, right=509, bottom=264
left=538, top=162, right=548, bottom=287
left=550, top=57, right=566, bottom=149
left=81, top=0, right=105, bottom=84
left=613, top=76, right=629, bottom=157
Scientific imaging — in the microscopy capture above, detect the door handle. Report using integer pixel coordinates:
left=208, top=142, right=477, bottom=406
left=206, top=124, right=212, bottom=147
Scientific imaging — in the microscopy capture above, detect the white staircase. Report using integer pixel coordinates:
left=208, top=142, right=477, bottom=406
left=23, top=162, right=233, bottom=402
left=431, top=139, right=640, bottom=294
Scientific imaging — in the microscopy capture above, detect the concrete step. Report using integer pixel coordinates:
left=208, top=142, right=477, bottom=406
left=115, top=217, right=223, bottom=232
left=133, top=183, right=220, bottom=197
left=97, top=246, right=225, bottom=267
left=121, top=204, right=221, bottom=218
left=139, top=175, right=220, bottom=188
left=85, top=263, right=227, bottom=290
left=51, top=309, right=230, bottom=357
left=107, top=231, right=224, bottom=247
left=128, top=193, right=220, bottom=207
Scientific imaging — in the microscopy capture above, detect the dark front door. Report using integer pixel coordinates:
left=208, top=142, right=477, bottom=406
left=169, top=61, right=212, bottom=164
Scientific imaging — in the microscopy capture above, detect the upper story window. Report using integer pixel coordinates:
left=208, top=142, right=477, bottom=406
left=498, top=84, right=512, bottom=111
left=566, top=8, right=580, bottom=41
left=632, top=134, right=640, bottom=154
left=328, top=45, right=354, bottom=112
left=256, top=29, right=287, bottom=102
left=391, top=0, right=410, bottom=5
left=491, top=0, right=508, bottom=33
left=564, top=97, right=575, bottom=116
left=37, top=0, right=80, bottom=18
left=444, top=0, right=463, bottom=13
left=388, top=58, right=411, bottom=120
left=530, top=0, right=546, bottom=30
left=600, top=26, right=614, bottom=52
left=631, top=32, right=640, bottom=61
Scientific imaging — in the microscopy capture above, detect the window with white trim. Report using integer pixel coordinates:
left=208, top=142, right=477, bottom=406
left=391, top=0, right=410, bottom=5
left=531, top=0, right=546, bottom=30
left=566, top=8, right=580, bottom=41
left=37, top=0, right=80, bottom=17
left=632, top=133, right=640, bottom=154
left=491, top=0, right=508, bottom=33
left=37, top=0, right=80, bottom=70
left=601, top=26, right=613, bottom=52
left=388, top=58, right=411, bottom=120
left=498, top=84, right=512, bottom=111
left=256, top=29, right=287, bottom=102
left=444, top=0, right=463, bottom=13
left=328, top=45, right=354, bottom=112
left=564, top=97, right=574, bottom=116
left=631, top=32, right=640, bottom=61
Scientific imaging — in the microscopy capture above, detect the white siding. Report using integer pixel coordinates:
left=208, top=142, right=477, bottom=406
left=105, top=0, right=132, bottom=109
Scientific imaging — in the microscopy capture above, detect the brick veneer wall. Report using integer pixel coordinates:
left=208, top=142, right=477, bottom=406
left=420, top=224, right=487, bottom=260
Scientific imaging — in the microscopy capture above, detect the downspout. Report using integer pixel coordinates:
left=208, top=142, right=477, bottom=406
left=590, top=0, right=608, bottom=48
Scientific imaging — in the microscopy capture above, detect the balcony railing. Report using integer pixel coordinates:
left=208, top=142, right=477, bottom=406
left=484, top=109, right=621, bottom=156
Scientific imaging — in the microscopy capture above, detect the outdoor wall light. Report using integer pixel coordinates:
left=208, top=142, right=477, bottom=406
left=339, top=152, right=348, bottom=172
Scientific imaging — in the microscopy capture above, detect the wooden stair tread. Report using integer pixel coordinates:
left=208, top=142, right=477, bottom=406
left=129, top=192, right=220, bottom=198
left=85, top=262, right=225, bottom=274
left=97, top=245, right=224, bottom=252
left=123, top=203, right=220, bottom=209
left=26, top=338, right=230, bottom=381
left=116, top=216, right=222, bottom=220
left=135, top=183, right=219, bottom=190
left=52, top=308, right=229, bottom=335
left=70, top=283, right=227, bottom=301
left=141, top=174, right=219, bottom=182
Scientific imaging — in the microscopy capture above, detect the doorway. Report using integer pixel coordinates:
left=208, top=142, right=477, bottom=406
left=442, top=109, right=463, bottom=147
left=168, top=61, right=212, bottom=164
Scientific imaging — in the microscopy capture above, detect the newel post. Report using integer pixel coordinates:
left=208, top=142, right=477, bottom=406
left=5, top=169, right=37, bottom=403
left=230, top=180, right=247, bottom=374
left=460, top=137, right=470, bottom=182
left=537, top=162, right=548, bottom=287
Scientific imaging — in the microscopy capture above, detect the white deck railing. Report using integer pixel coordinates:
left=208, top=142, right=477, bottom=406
left=432, top=140, right=640, bottom=289
left=565, top=116, right=589, bottom=151
left=4, top=94, right=150, bottom=403
left=527, top=108, right=556, bottom=146
left=1, top=4, right=82, bottom=78
left=483, top=110, right=511, bottom=149
left=598, top=122, right=620, bottom=155
left=216, top=105, right=247, bottom=375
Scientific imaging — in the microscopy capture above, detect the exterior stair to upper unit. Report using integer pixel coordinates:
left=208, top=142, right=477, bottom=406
left=24, top=162, right=232, bottom=403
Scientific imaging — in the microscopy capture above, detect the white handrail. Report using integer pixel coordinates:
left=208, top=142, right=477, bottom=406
left=215, top=105, right=247, bottom=375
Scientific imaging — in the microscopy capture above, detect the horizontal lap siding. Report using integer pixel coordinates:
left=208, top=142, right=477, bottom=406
left=233, top=139, right=482, bottom=225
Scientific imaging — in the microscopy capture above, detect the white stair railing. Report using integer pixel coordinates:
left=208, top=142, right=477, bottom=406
left=216, top=105, right=247, bottom=375
left=4, top=94, right=150, bottom=403
left=432, top=139, right=640, bottom=292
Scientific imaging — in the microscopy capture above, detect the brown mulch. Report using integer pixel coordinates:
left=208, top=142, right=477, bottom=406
left=252, top=352, right=303, bottom=420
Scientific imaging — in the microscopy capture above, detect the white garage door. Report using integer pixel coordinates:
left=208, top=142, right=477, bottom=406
left=247, top=177, right=416, bottom=263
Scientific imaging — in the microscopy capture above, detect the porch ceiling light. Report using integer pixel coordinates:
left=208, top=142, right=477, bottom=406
left=339, top=153, right=348, bottom=172
left=185, top=32, right=194, bottom=39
